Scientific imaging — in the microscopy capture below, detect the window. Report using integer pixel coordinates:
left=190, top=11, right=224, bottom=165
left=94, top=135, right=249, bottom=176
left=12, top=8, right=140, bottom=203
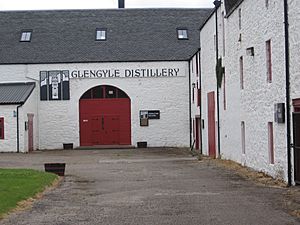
left=266, top=40, right=272, bottom=83
left=0, top=118, right=4, bottom=139
left=268, top=122, right=274, bottom=164
left=197, top=88, right=201, bottom=107
left=238, top=8, right=242, bottom=30
left=240, top=56, right=244, bottom=89
left=241, top=121, right=245, bottom=154
left=265, top=0, right=269, bottom=8
left=20, top=30, right=32, bottom=42
left=177, top=29, right=188, bottom=40
left=223, top=73, right=226, bottom=110
left=96, top=29, right=107, bottom=41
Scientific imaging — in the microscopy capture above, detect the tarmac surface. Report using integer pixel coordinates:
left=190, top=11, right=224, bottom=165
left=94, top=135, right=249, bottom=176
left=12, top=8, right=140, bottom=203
left=0, top=148, right=299, bottom=225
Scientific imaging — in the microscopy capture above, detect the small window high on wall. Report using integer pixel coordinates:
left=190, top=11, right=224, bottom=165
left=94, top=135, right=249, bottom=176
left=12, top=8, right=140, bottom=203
left=241, top=121, right=245, bottom=154
left=266, top=40, right=272, bottom=83
left=240, top=56, right=244, bottom=89
left=0, top=118, right=4, bottom=139
left=268, top=122, right=274, bottom=164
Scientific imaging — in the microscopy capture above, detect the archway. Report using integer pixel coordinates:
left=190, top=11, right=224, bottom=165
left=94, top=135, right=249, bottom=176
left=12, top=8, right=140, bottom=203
left=79, top=85, right=131, bottom=146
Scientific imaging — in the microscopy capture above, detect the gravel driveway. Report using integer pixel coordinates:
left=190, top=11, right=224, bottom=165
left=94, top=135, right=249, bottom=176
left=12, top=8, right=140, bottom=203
left=0, top=148, right=299, bottom=225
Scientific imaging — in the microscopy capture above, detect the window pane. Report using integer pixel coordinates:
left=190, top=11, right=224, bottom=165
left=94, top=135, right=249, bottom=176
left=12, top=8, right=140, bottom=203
left=96, top=30, right=106, bottom=40
left=178, top=29, right=188, bottom=39
left=21, top=31, right=31, bottom=41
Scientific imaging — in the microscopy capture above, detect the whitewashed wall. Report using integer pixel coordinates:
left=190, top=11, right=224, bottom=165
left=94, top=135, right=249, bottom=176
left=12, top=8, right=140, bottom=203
left=199, top=13, right=219, bottom=156
left=20, top=88, right=38, bottom=152
left=0, top=105, right=18, bottom=152
left=0, top=61, right=190, bottom=150
left=200, top=0, right=289, bottom=181
left=289, top=0, right=300, bottom=104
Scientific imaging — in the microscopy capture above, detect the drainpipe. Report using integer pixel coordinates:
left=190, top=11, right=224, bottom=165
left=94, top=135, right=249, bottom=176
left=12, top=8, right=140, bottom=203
left=284, top=0, right=291, bottom=186
left=189, top=60, right=192, bottom=148
left=199, top=48, right=203, bottom=154
left=16, top=104, right=23, bottom=153
left=214, top=0, right=222, bottom=157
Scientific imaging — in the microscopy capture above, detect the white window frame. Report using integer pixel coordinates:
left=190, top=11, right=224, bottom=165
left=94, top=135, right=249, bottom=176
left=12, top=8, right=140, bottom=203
left=20, top=31, right=32, bottom=42
left=96, top=29, right=107, bottom=41
left=177, top=29, right=188, bottom=40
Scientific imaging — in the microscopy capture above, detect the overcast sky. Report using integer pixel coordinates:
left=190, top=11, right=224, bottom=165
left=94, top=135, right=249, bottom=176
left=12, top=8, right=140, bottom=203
left=0, top=0, right=214, bottom=11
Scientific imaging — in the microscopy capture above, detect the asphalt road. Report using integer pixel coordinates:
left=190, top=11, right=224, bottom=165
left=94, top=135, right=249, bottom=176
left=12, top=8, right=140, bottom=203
left=0, top=148, right=299, bottom=225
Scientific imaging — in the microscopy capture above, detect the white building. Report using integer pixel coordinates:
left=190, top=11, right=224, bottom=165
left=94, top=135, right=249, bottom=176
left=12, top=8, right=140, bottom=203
left=0, top=8, right=212, bottom=152
left=196, top=0, right=300, bottom=185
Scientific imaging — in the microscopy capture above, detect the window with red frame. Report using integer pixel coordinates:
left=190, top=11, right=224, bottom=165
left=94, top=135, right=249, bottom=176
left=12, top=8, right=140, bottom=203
left=266, top=40, right=272, bottom=83
left=268, top=122, right=274, bottom=164
left=0, top=118, right=4, bottom=139
left=197, top=88, right=201, bottom=107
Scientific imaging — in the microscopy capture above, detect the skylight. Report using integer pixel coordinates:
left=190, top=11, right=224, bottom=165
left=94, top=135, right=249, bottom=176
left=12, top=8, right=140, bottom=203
left=177, top=29, right=188, bottom=40
left=20, top=30, right=32, bottom=42
left=96, top=29, right=107, bottom=41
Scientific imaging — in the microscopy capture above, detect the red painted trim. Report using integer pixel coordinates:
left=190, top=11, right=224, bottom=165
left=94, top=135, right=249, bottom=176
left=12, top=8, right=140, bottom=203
left=266, top=40, right=272, bottom=83
left=79, top=85, right=131, bottom=146
left=27, top=114, right=34, bottom=152
left=0, top=117, right=4, bottom=139
left=293, top=99, right=300, bottom=112
left=195, top=118, right=200, bottom=150
left=207, top=91, right=216, bottom=158
left=268, top=122, right=274, bottom=164
left=223, top=73, right=226, bottom=110
left=240, top=56, right=244, bottom=89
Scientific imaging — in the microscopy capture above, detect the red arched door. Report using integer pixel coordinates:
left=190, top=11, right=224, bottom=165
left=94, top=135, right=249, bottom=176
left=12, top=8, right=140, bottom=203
left=79, top=85, right=131, bottom=146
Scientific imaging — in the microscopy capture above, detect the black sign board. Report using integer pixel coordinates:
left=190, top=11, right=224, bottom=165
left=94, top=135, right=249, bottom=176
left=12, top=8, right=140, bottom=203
left=148, top=110, right=160, bottom=119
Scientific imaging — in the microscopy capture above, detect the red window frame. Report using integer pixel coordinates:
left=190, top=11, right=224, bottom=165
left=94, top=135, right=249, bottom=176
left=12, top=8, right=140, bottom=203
left=266, top=40, right=272, bottom=83
left=0, top=117, right=4, bottom=139
left=241, top=121, right=245, bottom=154
left=240, top=56, right=244, bottom=89
left=197, top=88, right=201, bottom=107
left=223, top=73, right=226, bottom=110
left=268, top=122, right=274, bottom=164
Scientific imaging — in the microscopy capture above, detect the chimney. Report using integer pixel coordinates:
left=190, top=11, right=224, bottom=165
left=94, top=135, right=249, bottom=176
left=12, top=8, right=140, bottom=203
left=118, top=0, right=125, bottom=8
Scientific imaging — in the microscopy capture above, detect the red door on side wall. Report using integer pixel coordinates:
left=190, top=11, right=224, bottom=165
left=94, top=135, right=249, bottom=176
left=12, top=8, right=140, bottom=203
left=195, top=117, right=200, bottom=150
left=79, top=85, right=131, bottom=146
left=207, top=92, right=216, bottom=158
left=28, top=114, right=34, bottom=152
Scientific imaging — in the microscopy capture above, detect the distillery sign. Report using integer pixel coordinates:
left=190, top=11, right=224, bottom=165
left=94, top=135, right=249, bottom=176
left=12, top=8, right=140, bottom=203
left=69, top=68, right=182, bottom=79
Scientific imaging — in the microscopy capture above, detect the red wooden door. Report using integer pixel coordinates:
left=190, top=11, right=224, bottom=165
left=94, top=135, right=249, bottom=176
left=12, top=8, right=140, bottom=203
left=293, top=112, right=300, bottom=184
left=80, top=98, right=130, bottom=146
left=207, top=92, right=216, bottom=158
left=91, top=116, right=102, bottom=145
left=28, top=114, right=34, bottom=152
left=195, top=118, right=200, bottom=150
left=101, top=115, right=120, bottom=145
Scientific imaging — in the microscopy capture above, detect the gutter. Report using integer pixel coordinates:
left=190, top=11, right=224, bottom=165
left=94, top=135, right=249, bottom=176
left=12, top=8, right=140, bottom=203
left=214, top=0, right=222, bottom=157
left=284, top=0, right=292, bottom=186
left=16, top=104, right=23, bottom=153
left=188, top=60, right=192, bottom=148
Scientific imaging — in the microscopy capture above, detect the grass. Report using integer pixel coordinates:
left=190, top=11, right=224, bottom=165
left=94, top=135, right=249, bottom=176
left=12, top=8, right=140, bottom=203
left=0, top=169, right=57, bottom=218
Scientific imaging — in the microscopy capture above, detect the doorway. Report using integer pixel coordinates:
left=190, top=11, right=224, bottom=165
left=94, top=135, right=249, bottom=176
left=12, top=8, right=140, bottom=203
left=293, top=98, right=300, bottom=184
left=207, top=91, right=216, bottom=158
left=79, top=85, right=131, bottom=146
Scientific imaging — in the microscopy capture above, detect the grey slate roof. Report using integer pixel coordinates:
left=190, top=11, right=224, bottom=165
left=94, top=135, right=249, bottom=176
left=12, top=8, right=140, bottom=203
left=0, top=8, right=212, bottom=64
left=0, top=82, right=35, bottom=104
left=224, top=0, right=244, bottom=17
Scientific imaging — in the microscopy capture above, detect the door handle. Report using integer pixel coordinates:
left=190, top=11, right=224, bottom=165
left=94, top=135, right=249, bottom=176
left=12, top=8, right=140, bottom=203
left=102, top=117, right=104, bottom=130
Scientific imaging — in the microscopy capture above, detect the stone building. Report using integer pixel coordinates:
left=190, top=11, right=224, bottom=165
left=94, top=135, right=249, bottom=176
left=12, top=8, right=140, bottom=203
left=0, top=8, right=212, bottom=152
left=195, top=0, right=300, bottom=184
